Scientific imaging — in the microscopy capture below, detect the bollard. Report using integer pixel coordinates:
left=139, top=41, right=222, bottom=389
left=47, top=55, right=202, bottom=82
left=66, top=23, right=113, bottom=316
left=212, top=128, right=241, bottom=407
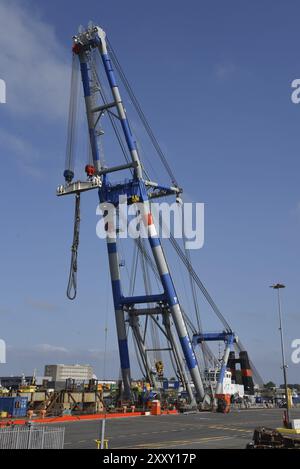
left=95, top=439, right=109, bottom=449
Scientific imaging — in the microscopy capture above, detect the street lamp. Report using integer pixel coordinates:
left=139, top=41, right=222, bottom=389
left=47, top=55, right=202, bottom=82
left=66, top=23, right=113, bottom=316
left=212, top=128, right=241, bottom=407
left=270, top=283, right=290, bottom=426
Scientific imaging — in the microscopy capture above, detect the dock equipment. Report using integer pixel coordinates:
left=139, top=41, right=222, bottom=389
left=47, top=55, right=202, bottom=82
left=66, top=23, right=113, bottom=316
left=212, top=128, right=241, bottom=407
left=193, top=332, right=236, bottom=395
left=193, top=332, right=239, bottom=412
left=0, top=397, right=28, bottom=418
left=58, top=23, right=262, bottom=405
left=247, top=427, right=300, bottom=449
left=228, top=350, right=255, bottom=395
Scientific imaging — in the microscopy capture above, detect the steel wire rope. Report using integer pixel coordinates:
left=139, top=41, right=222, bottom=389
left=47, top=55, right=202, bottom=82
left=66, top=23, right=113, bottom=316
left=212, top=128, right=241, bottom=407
left=93, top=45, right=264, bottom=385
left=106, top=41, right=233, bottom=331
left=66, top=193, right=81, bottom=300
left=107, top=39, right=178, bottom=186
left=65, top=54, right=79, bottom=173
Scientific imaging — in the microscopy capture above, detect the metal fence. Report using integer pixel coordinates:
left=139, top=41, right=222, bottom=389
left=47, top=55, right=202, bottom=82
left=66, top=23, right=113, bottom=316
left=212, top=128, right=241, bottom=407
left=0, top=425, right=65, bottom=449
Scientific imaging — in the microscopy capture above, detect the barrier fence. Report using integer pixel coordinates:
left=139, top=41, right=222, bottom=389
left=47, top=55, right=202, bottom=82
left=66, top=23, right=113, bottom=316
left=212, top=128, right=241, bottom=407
left=0, top=425, right=65, bottom=449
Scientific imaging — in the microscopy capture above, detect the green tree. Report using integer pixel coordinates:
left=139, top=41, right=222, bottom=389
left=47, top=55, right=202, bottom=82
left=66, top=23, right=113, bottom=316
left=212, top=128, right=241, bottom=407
left=264, top=381, right=276, bottom=389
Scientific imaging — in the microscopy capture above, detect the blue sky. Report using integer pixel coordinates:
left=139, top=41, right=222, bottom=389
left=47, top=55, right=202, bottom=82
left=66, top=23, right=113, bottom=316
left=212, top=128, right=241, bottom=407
left=0, top=0, right=299, bottom=385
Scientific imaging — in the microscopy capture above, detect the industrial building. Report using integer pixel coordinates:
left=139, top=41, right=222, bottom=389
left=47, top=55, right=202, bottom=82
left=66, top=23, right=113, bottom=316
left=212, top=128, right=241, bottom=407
left=0, top=376, right=34, bottom=390
left=0, top=376, right=51, bottom=390
left=44, top=364, right=93, bottom=382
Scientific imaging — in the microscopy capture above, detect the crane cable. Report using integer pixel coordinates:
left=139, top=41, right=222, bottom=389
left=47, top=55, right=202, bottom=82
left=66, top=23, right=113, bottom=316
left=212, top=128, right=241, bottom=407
left=107, top=41, right=232, bottom=331
left=89, top=53, right=131, bottom=167
left=107, top=39, right=178, bottom=186
left=69, top=46, right=263, bottom=384
left=66, top=193, right=81, bottom=300
left=65, top=53, right=130, bottom=302
left=169, top=233, right=232, bottom=332
left=104, top=44, right=265, bottom=384
left=65, top=54, right=79, bottom=174
left=178, top=200, right=202, bottom=333
left=91, top=54, right=152, bottom=182
left=95, top=47, right=254, bottom=376
left=178, top=200, right=211, bottom=368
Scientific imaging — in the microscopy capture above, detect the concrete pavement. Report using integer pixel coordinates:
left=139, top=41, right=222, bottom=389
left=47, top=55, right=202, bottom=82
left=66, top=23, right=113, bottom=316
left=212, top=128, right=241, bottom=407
left=56, top=408, right=300, bottom=449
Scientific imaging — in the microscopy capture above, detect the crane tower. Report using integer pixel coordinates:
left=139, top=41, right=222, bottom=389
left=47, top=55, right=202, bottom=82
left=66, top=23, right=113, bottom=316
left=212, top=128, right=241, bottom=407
left=58, top=24, right=205, bottom=404
left=58, top=23, right=261, bottom=406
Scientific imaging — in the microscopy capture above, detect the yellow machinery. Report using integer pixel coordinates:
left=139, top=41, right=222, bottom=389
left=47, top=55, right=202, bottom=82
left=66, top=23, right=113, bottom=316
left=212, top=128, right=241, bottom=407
left=155, top=361, right=164, bottom=378
left=19, top=385, right=37, bottom=393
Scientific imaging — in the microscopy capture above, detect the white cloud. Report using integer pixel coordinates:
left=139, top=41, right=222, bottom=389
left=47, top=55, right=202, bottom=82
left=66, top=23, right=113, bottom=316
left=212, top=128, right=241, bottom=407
left=0, top=1, right=69, bottom=119
left=35, top=344, right=69, bottom=353
left=0, top=127, right=43, bottom=178
left=26, top=297, right=59, bottom=313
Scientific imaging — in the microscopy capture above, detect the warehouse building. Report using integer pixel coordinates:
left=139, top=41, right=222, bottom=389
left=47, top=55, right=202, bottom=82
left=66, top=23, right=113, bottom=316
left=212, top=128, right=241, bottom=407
left=44, top=364, right=93, bottom=381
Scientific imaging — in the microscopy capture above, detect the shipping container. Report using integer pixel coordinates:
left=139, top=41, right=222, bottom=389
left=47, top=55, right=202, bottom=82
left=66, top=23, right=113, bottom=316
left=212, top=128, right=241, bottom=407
left=0, top=396, right=28, bottom=417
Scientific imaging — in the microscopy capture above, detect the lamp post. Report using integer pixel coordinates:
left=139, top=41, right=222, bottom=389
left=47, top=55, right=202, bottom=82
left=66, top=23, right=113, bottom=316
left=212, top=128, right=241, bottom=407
left=270, top=283, right=290, bottom=426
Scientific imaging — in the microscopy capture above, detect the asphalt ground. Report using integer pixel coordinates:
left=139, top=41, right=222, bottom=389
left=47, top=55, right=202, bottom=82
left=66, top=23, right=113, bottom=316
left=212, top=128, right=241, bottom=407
left=56, top=408, right=300, bottom=449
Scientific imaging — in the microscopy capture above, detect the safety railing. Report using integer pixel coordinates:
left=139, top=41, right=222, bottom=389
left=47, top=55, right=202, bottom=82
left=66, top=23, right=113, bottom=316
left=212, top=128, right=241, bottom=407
left=0, top=425, right=65, bottom=449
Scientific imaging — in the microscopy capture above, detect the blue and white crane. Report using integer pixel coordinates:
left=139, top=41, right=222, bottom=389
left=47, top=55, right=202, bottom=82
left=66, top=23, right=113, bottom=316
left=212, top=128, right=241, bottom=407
left=57, top=23, right=262, bottom=406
